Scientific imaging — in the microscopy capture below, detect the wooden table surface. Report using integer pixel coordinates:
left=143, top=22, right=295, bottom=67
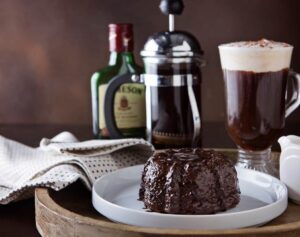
left=0, top=122, right=299, bottom=237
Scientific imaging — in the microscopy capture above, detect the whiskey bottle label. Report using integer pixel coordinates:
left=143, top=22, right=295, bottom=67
left=99, top=83, right=146, bottom=130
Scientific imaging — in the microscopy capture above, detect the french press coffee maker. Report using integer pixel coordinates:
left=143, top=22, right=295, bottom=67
left=104, top=0, right=205, bottom=148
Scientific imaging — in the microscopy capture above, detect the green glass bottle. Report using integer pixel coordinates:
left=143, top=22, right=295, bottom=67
left=91, top=23, right=145, bottom=139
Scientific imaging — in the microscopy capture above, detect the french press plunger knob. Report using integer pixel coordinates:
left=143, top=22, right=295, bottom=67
left=159, top=0, right=184, bottom=15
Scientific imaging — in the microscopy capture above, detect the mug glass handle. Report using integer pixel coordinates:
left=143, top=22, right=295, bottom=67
left=104, top=73, right=137, bottom=139
left=286, top=71, right=300, bottom=118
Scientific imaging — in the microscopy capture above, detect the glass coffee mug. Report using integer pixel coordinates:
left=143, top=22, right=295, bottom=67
left=219, top=39, right=300, bottom=176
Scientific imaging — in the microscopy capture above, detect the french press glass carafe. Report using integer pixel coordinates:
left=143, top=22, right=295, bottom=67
left=104, top=0, right=205, bottom=148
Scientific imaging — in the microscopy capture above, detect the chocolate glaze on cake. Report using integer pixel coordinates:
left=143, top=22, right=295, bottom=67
left=139, top=148, right=240, bottom=214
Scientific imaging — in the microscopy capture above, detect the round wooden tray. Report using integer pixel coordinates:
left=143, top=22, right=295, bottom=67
left=35, top=149, right=300, bottom=237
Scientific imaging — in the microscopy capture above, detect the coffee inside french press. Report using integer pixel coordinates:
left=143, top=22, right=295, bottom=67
left=104, top=0, right=205, bottom=148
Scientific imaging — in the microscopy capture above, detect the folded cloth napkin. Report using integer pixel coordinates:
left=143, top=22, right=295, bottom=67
left=0, top=132, right=154, bottom=204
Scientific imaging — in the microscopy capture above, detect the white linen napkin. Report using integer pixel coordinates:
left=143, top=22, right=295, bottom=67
left=0, top=132, right=154, bottom=204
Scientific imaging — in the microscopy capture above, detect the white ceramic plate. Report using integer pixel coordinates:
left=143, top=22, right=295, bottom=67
left=92, top=165, right=288, bottom=230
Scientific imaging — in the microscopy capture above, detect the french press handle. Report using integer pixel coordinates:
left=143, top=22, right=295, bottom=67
left=104, top=73, right=140, bottom=139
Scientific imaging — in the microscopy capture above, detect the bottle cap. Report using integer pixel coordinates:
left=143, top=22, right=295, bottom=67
left=109, top=23, right=134, bottom=52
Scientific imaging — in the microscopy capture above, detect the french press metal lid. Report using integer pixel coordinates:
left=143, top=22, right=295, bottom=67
left=104, top=0, right=205, bottom=148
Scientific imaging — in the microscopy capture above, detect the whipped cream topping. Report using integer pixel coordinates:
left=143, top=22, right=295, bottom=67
left=219, top=39, right=293, bottom=72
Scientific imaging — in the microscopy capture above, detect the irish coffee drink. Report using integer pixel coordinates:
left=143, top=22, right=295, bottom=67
left=224, top=69, right=288, bottom=151
left=219, top=39, right=300, bottom=176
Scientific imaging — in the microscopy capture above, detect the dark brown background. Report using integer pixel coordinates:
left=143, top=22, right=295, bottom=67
left=0, top=0, right=300, bottom=126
